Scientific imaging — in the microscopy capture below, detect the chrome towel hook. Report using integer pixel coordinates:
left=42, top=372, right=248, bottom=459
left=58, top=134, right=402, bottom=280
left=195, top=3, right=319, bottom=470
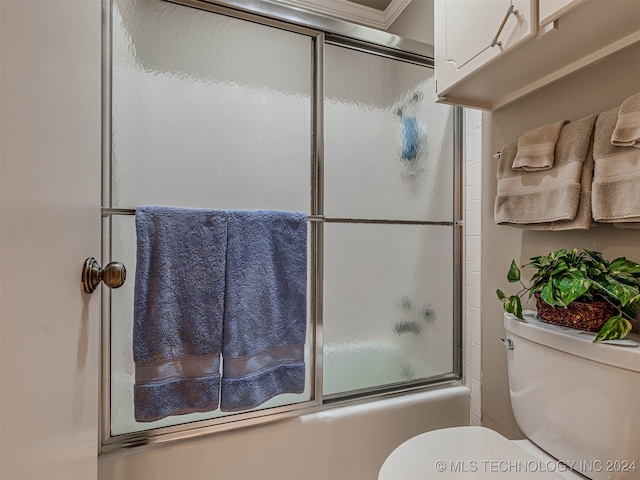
left=82, top=257, right=126, bottom=294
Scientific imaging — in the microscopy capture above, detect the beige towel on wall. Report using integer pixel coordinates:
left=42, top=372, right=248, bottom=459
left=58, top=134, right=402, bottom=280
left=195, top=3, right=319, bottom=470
left=495, top=115, right=597, bottom=228
left=611, top=92, right=640, bottom=148
left=593, top=107, right=640, bottom=224
left=516, top=137, right=596, bottom=231
left=512, top=120, right=568, bottom=171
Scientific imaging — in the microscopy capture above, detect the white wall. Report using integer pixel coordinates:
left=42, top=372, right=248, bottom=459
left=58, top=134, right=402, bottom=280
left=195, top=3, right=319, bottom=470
left=1, top=0, right=102, bottom=478
left=482, top=43, right=640, bottom=438
left=388, top=0, right=434, bottom=45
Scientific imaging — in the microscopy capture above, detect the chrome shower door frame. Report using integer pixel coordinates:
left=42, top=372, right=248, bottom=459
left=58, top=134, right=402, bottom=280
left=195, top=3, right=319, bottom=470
left=100, top=0, right=463, bottom=452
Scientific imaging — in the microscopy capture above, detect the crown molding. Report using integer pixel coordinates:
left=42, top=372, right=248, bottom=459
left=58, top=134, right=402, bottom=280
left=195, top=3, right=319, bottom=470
left=274, top=0, right=411, bottom=30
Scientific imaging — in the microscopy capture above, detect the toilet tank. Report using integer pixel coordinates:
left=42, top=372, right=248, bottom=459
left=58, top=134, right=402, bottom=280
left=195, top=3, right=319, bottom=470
left=505, top=312, right=640, bottom=480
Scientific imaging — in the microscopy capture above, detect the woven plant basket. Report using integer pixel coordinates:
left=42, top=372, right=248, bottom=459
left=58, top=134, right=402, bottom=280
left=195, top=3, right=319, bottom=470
left=534, top=293, right=617, bottom=332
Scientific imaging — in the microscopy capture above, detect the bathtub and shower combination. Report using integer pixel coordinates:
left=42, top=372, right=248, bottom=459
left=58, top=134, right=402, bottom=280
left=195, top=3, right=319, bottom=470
left=98, top=0, right=468, bottom=475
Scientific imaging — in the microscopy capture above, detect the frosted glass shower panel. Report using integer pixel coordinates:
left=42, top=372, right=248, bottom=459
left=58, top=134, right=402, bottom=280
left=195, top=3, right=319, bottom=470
left=111, top=0, right=312, bottom=211
left=109, top=0, right=315, bottom=436
left=324, top=45, right=454, bottom=221
left=323, top=223, right=454, bottom=396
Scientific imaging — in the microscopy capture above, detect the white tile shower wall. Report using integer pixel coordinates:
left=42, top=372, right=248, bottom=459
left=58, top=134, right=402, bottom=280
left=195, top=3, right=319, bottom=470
left=464, top=108, right=483, bottom=425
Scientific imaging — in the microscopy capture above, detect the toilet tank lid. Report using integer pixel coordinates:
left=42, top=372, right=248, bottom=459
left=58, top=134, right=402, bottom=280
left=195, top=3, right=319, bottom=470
left=504, top=312, right=640, bottom=373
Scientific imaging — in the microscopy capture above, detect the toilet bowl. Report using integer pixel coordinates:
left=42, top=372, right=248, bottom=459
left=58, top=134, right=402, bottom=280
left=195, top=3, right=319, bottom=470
left=379, top=426, right=582, bottom=479
left=380, top=312, right=640, bottom=480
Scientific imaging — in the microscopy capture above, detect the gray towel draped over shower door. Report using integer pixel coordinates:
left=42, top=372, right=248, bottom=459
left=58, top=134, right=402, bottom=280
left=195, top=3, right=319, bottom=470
left=133, top=207, right=308, bottom=421
left=221, top=210, right=308, bottom=412
left=133, top=206, right=227, bottom=423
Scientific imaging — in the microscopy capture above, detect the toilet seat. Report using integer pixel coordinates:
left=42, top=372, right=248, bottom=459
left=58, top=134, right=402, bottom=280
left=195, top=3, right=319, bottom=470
left=379, top=426, right=582, bottom=479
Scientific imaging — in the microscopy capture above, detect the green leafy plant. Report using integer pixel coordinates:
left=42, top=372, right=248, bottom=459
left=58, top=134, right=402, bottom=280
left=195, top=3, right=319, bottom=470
left=497, top=249, right=640, bottom=342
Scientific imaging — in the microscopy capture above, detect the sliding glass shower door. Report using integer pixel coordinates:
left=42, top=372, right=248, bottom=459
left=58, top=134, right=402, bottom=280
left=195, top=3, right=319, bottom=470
left=108, top=0, right=316, bottom=436
left=322, top=45, right=455, bottom=396
left=104, top=0, right=460, bottom=448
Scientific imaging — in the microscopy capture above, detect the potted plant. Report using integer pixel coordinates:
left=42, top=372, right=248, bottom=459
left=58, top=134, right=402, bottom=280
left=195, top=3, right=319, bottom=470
left=497, top=249, right=640, bottom=342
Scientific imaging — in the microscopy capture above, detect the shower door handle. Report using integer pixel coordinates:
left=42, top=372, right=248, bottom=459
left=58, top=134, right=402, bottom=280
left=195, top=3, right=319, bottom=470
left=82, top=257, right=126, bottom=293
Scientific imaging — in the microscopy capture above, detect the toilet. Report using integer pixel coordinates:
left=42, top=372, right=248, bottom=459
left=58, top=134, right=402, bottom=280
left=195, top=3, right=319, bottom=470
left=380, top=312, right=640, bottom=479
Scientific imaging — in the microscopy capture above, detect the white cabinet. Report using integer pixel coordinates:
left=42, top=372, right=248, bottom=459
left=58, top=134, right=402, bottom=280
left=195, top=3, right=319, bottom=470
left=435, top=0, right=536, bottom=105
left=539, top=0, right=586, bottom=26
left=435, top=0, right=640, bottom=110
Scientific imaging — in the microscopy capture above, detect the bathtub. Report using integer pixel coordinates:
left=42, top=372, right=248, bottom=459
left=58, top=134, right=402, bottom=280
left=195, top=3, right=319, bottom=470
left=98, top=385, right=470, bottom=480
left=323, top=338, right=450, bottom=396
